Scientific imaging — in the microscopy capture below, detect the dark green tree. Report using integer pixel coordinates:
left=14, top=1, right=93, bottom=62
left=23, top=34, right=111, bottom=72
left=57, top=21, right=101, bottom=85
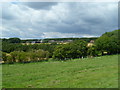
left=87, top=45, right=99, bottom=57
left=2, top=52, right=7, bottom=62
left=95, top=29, right=120, bottom=55
left=8, top=38, right=21, bottom=43
left=52, top=40, right=88, bottom=60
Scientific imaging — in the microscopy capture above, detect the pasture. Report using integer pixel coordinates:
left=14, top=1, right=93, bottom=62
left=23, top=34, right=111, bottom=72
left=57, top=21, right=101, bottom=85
left=2, top=55, right=118, bottom=88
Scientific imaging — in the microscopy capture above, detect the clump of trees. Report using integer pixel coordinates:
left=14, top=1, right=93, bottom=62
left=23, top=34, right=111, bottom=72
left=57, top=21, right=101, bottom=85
left=2, top=38, right=21, bottom=43
left=52, top=29, right=120, bottom=60
left=52, top=40, right=88, bottom=60
left=95, top=29, right=120, bottom=55
left=2, top=50, right=49, bottom=64
left=2, top=42, right=56, bottom=57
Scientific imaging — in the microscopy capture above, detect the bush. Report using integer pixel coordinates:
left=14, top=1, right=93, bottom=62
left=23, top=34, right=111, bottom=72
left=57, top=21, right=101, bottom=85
left=6, top=55, right=13, bottom=64
left=31, top=49, right=49, bottom=62
left=87, top=45, right=99, bottom=57
left=2, top=52, right=7, bottom=62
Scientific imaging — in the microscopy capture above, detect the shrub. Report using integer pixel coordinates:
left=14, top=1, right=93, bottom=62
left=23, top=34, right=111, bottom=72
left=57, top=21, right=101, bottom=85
left=2, top=52, right=7, bottom=62
left=87, top=45, right=99, bottom=57
left=6, top=55, right=13, bottom=64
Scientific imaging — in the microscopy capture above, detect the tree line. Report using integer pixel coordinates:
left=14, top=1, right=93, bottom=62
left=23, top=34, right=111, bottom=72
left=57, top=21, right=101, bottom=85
left=1, top=37, right=98, bottom=43
left=1, top=29, right=120, bottom=64
left=1, top=50, right=49, bottom=64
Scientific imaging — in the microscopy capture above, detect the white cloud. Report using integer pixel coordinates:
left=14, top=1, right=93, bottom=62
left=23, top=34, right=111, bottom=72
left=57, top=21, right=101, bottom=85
left=43, top=32, right=98, bottom=38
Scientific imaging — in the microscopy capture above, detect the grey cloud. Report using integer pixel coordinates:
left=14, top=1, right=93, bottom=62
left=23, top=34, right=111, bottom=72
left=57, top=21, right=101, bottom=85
left=49, top=2, right=117, bottom=36
left=2, top=15, right=13, bottom=20
left=1, top=2, right=118, bottom=39
left=22, top=2, right=58, bottom=10
left=1, top=3, right=16, bottom=20
left=1, top=2, right=27, bottom=20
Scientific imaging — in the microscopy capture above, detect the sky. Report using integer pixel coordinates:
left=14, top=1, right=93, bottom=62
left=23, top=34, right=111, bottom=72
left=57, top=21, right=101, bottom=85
left=0, top=1, right=118, bottom=39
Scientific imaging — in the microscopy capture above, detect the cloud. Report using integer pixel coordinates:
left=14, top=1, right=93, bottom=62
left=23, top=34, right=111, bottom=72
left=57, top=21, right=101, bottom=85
left=1, top=2, right=118, bottom=39
left=43, top=32, right=98, bottom=38
left=22, top=2, right=58, bottom=10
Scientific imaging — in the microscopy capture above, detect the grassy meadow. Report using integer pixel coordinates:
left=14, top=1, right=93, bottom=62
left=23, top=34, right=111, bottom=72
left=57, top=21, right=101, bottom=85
left=2, top=55, right=118, bottom=88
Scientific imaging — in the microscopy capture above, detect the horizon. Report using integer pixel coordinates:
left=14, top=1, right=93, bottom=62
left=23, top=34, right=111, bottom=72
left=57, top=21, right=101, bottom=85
left=1, top=36, right=99, bottom=40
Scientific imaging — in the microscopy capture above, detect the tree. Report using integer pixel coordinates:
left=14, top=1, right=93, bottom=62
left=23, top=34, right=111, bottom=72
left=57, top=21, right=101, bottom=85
left=34, top=49, right=49, bottom=61
left=16, top=51, right=28, bottom=63
left=6, top=55, right=13, bottom=64
left=10, top=51, right=21, bottom=62
left=2, top=52, right=7, bottom=62
left=8, top=38, right=21, bottom=43
left=52, top=40, right=88, bottom=60
left=87, top=45, right=99, bottom=57
left=95, top=29, right=120, bottom=55
left=71, top=40, right=88, bottom=57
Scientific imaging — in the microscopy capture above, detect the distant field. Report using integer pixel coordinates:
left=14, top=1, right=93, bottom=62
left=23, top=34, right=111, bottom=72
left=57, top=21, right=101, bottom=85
left=2, top=55, right=118, bottom=88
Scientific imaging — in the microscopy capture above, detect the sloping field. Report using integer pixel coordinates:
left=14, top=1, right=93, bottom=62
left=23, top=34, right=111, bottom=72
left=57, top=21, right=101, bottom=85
left=2, top=55, right=118, bottom=88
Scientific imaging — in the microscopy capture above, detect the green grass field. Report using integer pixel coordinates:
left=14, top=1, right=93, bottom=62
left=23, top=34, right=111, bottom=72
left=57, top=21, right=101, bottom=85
left=2, top=55, right=118, bottom=88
